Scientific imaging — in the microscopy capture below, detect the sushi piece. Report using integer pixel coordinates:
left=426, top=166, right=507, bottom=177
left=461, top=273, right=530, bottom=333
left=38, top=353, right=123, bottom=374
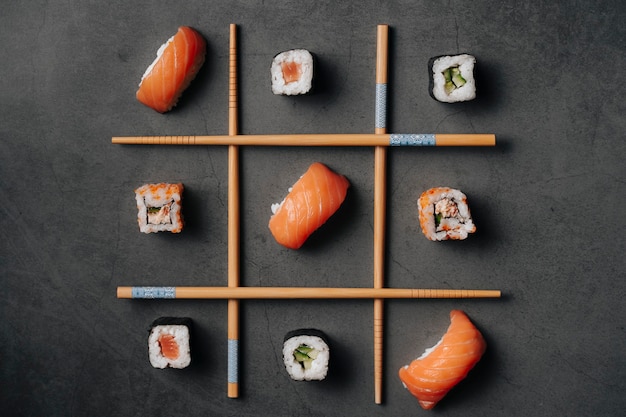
left=398, top=310, right=486, bottom=410
left=135, top=183, right=184, bottom=234
left=270, top=49, right=314, bottom=95
left=268, top=162, right=350, bottom=249
left=148, top=317, right=192, bottom=369
left=428, top=54, right=476, bottom=103
left=282, top=329, right=330, bottom=381
left=136, top=26, right=206, bottom=113
left=417, top=187, right=475, bottom=241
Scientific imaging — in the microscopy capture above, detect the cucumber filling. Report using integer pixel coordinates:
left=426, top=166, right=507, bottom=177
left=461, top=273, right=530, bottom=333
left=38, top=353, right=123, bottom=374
left=293, top=344, right=319, bottom=370
left=442, top=66, right=467, bottom=94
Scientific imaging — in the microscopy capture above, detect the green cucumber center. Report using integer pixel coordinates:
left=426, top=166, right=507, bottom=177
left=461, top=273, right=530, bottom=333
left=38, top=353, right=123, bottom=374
left=293, top=344, right=319, bottom=369
left=442, top=66, right=466, bottom=94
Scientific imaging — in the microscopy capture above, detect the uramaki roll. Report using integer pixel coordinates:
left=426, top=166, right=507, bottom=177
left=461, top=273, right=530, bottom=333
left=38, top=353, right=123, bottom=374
left=418, top=187, right=476, bottom=241
left=135, top=183, right=184, bottom=234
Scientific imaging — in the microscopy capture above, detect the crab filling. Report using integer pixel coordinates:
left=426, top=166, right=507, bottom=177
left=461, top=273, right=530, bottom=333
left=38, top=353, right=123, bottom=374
left=434, top=198, right=460, bottom=230
left=147, top=202, right=173, bottom=225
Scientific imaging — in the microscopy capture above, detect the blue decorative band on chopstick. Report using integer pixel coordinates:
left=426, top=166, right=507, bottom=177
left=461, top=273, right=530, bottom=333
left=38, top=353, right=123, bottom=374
left=389, top=134, right=436, bottom=146
left=228, top=339, right=238, bottom=383
left=131, top=286, right=176, bottom=299
left=375, top=83, right=387, bottom=129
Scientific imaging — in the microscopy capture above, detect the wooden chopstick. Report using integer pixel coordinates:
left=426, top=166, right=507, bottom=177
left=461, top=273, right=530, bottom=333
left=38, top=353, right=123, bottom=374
left=117, top=286, right=502, bottom=299
left=112, top=133, right=495, bottom=147
left=373, top=24, right=388, bottom=405
left=227, top=23, right=240, bottom=399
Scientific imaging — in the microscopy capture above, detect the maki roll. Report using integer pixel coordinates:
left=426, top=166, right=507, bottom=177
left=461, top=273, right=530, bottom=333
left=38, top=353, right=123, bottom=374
left=135, top=183, right=184, bottom=233
left=148, top=317, right=192, bottom=369
left=282, top=329, right=330, bottom=381
left=270, top=49, right=314, bottom=95
left=428, top=54, right=476, bottom=103
left=418, top=187, right=476, bottom=241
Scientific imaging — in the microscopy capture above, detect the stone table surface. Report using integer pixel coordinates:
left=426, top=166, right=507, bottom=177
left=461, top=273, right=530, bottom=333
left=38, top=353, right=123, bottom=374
left=1, top=1, right=624, bottom=416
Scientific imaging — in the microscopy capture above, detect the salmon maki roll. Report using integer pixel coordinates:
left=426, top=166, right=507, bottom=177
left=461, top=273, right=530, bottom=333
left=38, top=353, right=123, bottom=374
left=398, top=310, right=486, bottom=410
left=418, top=187, right=476, bottom=241
left=269, top=162, right=350, bottom=249
left=136, top=26, right=206, bottom=113
left=148, top=317, right=192, bottom=369
left=270, top=49, right=314, bottom=95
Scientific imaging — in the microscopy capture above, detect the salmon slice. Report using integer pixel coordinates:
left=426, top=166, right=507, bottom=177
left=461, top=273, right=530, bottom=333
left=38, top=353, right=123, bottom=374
left=269, top=162, right=350, bottom=249
left=136, top=26, right=206, bottom=113
left=281, top=61, right=302, bottom=84
left=398, top=310, right=486, bottom=410
left=158, top=334, right=180, bottom=360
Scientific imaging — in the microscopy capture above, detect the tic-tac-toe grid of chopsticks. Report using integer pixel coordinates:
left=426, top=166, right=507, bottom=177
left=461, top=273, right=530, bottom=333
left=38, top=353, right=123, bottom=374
left=114, top=24, right=499, bottom=403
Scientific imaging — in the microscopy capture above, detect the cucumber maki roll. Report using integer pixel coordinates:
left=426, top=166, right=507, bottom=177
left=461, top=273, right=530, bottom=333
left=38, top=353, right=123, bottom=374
left=428, top=54, right=476, bottom=103
left=282, top=329, right=330, bottom=381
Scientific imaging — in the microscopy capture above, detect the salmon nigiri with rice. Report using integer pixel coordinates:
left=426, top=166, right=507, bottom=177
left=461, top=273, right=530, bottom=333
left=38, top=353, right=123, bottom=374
left=269, top=162, right=349, bottom=249
left=399, top=310, right=486, bottom=409
left=136, top=26, right=206, bottom=113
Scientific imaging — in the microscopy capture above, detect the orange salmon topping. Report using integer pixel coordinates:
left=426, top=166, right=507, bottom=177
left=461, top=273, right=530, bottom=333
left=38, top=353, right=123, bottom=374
left=158, top=334, right=180, bottom=360
left=281, top=61, right=302, bottom=84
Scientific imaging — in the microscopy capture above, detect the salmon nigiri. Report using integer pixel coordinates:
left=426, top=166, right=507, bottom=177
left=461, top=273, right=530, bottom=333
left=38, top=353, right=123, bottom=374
left=269, top=162, right=350, bottom=249
left=398, top=310, right=486, bottom=410
left=136, top=26, right=206, bottom=113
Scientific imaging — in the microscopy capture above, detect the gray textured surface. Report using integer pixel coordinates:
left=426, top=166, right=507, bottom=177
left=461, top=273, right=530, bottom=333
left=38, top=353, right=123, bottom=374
left=1, top=1, right=625, bottom=416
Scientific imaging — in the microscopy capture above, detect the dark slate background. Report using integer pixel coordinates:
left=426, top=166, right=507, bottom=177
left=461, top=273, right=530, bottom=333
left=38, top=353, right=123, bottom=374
left=1, top=1, right=624, bottom=416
